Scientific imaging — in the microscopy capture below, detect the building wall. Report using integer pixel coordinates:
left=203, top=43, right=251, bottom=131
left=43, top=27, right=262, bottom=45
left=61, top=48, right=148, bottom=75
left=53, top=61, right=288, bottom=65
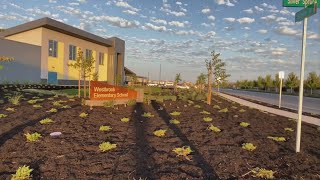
left=5, top=28, right=43, bottom=46
left=0, top=39, right=41, bottom=83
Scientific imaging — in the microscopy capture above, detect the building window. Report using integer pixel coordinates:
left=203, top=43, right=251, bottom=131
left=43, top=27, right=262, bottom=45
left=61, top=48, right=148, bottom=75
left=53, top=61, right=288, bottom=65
left=86, top=49, right=92, bottom=59
left=69, top=45, right=76, bottom=60
left=99, top=52, right=104, bottom=65
left=49, top=40, right=58, bottom=57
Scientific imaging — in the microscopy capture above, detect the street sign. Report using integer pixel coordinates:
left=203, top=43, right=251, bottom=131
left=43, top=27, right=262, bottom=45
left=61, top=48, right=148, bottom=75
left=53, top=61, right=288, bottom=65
left=283, top=0, right=320, bottom=7
left=295, top=3, right=317, bottom=22
left=279, top=71, right=285, bottom=79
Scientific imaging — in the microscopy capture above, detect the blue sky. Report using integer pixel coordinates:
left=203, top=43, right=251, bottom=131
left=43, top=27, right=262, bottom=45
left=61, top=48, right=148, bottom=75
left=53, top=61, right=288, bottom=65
left=0, top=0, right=319, bottom=82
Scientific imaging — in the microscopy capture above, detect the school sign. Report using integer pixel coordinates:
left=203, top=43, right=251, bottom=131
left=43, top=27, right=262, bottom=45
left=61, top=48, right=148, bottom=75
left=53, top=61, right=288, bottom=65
left=283, top=0, right=320, bottom=7
left=90, top=81, right=137, bottom=101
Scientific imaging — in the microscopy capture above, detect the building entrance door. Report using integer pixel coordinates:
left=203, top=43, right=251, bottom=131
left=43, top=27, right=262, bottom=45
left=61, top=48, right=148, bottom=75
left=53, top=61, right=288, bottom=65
left=48, top=71, right=58, bottom=85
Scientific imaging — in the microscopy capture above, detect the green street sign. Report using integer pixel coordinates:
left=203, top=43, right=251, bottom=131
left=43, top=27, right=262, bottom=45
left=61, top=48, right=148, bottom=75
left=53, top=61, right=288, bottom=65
left=283, top=0, right=320, bottom=7
left=295, top=3, right=317, bottom=22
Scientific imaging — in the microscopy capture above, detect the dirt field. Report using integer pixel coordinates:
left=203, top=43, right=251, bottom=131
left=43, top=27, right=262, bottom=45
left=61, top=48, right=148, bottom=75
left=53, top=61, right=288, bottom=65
left=0, top=90, right=319, bottom=179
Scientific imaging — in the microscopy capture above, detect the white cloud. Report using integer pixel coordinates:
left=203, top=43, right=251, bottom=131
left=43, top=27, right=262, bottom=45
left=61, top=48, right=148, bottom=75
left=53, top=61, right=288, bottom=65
left=223, top=17, right=236, bottom=22
left=201, top=23, right=210, bottom=27
left=243, top=27, right=250, bottom=30
left=160, top=7, right=186, bottom=16
left=261, top=14, right=277, bottom=22
left=254, top=6, right=263, bottom=12
left=274, top=26, right=299, bottom=36
left=176, top=2, right=182, bottom=5
left=123, top=10, right=138, bottom=15
left=215, top=0, right=235, bottom=6
left=69, top=2, right=79, bottom=6
left=90, top=15, right=140, bottom=28
left=115, top=1, right=139, bottom=12
left=308, top=32, right=320, bottom=39
left=77, top=0, right=86, bottom=3
left=168, top=21, right=185, bottom=27
left=271, top=48, right=287, bottom=55
left=261, top=3, right=268, bottom=7
left=243, top=8, right=253, bottom=14
left=258, top=29, right=268, bottom=34
left=150, top=18, right=167, bottom=25
left=201, top=8, right=210, bottom=14
left=237, top=17, right=255, bottom=24
left=208, top=15, right=215, bottom=21
left=49, top=0, right=57, bottom=3
left=143, top=23, right=167, bottom=32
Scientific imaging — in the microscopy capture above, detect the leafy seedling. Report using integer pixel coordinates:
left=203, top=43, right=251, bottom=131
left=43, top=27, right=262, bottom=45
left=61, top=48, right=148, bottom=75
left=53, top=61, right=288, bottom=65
left=239, top=109, right=246, bottom=113
left=172, top=146, right=193, bottom=161
left=240, top=122, right=250, bottom=127
left=194, top=105, right=201, bottom=108
left=69, top=99, right=75, bottom=102
left=46, top=108, right=58, bottom=113
left=208, top=124, right=221, bottom=133
left=0, top=114, right=8, bottom=118
left=252, top=167, right=275, bottom=179
left=218, top=108, right=228, bottom=113
left=52, top=101, right=63, bottom=106
left=170, top=111, right=181, bottom=116
left=203, top=117, right=213, bottom=122
left=213, top=105, right=221, bottom=109
left=200, top=110, right=210, bottom=115
left=79, top=112, right=88, bottom=118
left=153, top=129, right=167, bottom=137
left=99, top=142, right=117, bottom=152
left=33, top=104, right=42, bottom=108
left=25, top=132, right=42, bottom=142
left=187, top=100, right=194, bottom=104
left=47, top=97, right=54, bottom=100
left=27, top=100, right=37, bottom=104
left=11, top=165, right=33, bottom=180
left=170, top=119, right=180, bottom=124
left=127, top=99, right=136, bottom=106
left=8, top=92, right=23, bottom=105
left=99, top=125, right=112, bottom=131
left=267, top=136, right=286, bottom=142
left=284, top=128, right=294, bottom=132
left=6, top=107, right=15, bottom=112
left=242, top=143, right=256, bottom=151
left=61, top=105, right=71, bottom=109
left=121, top=117, right=130, bottom=123
left=231, top=106, right=238, bottom=109
left=40, top=118, right=54, bottom=124
left=142, top=112, right=154, bottom=118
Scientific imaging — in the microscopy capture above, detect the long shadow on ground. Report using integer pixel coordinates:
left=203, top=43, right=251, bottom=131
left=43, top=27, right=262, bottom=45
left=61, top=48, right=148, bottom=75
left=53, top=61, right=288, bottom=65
left=151, top=101, right=220, bottom=180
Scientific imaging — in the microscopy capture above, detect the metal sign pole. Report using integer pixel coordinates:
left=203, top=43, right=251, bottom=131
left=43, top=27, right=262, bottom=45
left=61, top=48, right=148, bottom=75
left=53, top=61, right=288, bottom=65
left=279, top=78, right=283, bottom=108
left=296, top=16, right=308, bottom=153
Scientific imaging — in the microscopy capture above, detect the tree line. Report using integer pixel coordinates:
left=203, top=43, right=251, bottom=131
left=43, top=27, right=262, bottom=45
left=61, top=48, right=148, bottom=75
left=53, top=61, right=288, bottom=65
left=235, top=72, right=320, bottom=94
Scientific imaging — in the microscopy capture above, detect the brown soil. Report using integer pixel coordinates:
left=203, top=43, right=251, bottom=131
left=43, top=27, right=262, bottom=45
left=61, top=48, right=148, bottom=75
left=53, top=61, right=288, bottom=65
left=0, top=91, right=319, bottom=179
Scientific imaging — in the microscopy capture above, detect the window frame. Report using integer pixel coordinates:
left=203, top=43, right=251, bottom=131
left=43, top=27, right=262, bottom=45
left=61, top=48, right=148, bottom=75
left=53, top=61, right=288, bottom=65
left=48, top=40, right=58, bottom=58
left=99, top=52, right=104, bottom=65
left=85, top=49, right=92, bottom=60
left=69, top=45, right=77, bottom=60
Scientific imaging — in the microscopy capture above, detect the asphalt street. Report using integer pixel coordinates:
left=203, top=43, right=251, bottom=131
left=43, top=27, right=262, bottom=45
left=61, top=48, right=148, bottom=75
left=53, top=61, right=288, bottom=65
left=219, top=89, right=320, bottom=115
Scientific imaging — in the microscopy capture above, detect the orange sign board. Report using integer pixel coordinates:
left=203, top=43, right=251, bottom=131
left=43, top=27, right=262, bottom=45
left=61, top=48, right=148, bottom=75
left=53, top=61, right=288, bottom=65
left=90, top=81, right=137, bottom=100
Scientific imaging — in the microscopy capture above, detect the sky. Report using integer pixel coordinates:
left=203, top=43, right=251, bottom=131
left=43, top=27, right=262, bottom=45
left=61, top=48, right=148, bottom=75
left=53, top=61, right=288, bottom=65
left=0, top=0, right=319, bottom=82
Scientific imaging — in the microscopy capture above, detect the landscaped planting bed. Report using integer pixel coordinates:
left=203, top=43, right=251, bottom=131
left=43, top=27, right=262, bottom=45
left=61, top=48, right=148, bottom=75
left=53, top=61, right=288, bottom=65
left=0, top=90, right=319, bottom=179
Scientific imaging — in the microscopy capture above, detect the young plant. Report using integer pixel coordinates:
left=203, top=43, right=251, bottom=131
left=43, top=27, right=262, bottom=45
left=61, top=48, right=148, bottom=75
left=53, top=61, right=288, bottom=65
left=61, top=105, right=71, bottom=109
left=240, top=122, right=250, bottom=127
left=40, top=118, right=54, bottom=124
left=251, top=167, right=275, bottom=179
left=267, top=136, right=286, bottom=142
left=242, top=143, right=256, bottom=151
left=79, top=112, right=88, bottom=118
left=284, top=128, right=294, bottom=132
left=99, top=125, right=112, bottom=131
left=153, top=129, right=167, bottom=137
left=103, top=100, right=115, bottom=108
left=194, top=105, right=201, bottom=108
left=218, top=108, right=228, bottom=113
left=239, top=109, right=246, bottom=113
left=8, top=92, right=23, bottom=105
left=6, top=107, right=15, bottom=112
left=208, top=124, right=221, bottom=133
left=121, top=117, right=130, bottom=123
left=0, top=114, right=8, bottom=118
left=47, top=97, right=54, bottom=100
left=231, top=106, right=238, bottom=109
left=187, top=100, right=194, bottom=104
left=46, top=108, right=58, bottom=113
left=52, top=101, right=63, bottom=106
left=200, top=110, right=210, bottom=115
left=172, top=146, right=193, bottom=161
left=69, top=98, right=75, bottom=102
left=127, top=99, right=136, bottom=106
left=99, top=142, right=117, bottom=152
left=27, top=100, right=37, bottom=104
left=25, top=132, right=42, bottom=142
left=170, top=111, right=181, bottom=116
left=11, top=165, right=33, bottom=180
left=213, top=105, right=221, bottom=109
left=142, top=112, right=154, bottom=118
left=203, top=117, right=213, bottom=122
left=33, top=104, right=42, bottom=108
left=170, top=119, right=180, bottom=124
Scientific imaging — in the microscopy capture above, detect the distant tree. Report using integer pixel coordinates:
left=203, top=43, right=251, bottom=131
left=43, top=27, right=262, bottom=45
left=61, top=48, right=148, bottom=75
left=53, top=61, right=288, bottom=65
left=273, top=74, right=281, bottom=92
left=256, top=76, right=265, bottom=90
left=247, top=80, right=254, bottom=89
left=82, top=51, right=95, bottom=98
left=131, top=75, right=138, bottom=86
left=92, top=71, right=99, bottom=81
left=305, top=72, right=319, bottom=95
left=196, top=73, right=206, bottom=93
left=174, top=73, right=182, bottom=93
left=264, top=74, right=273, bottom=91
left=286, top=72, right=299, bottom=93
left=68, top=49, right=84, bottom=98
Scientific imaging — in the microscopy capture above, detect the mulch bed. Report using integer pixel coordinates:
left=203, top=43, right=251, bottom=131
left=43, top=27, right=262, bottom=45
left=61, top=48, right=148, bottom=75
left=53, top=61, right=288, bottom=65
left=0, top=90, right=319, bottom=179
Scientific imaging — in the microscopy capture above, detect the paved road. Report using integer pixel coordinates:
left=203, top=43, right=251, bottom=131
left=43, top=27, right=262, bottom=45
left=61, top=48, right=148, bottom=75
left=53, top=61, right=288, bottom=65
left=219, top=89, right=320, bottom=115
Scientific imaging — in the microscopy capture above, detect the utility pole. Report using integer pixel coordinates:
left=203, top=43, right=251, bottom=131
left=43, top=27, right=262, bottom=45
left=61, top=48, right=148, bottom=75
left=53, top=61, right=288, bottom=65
left=159, top=64, right=161, bottom=85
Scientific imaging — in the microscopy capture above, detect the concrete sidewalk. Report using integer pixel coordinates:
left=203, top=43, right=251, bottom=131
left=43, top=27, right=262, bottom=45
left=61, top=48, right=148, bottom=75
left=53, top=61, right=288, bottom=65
left=218, top=93, right=320, bottom=126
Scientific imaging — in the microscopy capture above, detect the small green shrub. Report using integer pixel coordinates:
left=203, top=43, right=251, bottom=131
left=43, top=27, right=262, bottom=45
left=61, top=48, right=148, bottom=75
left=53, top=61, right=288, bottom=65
left=52, top=101, right=63, bottom=106
left=99, top=125, right=112, bottom=131
left=121, top=117, right=130, bottom=123
left=8, top=92, right=23, bottom=105
left=251, top=167, right=275, bottom=179
left=218, top=108, right=228, bottom=113
left=69, top=98, right=75, bottom=102
left=61, top=105, right=71, bottom=109
left=27, top=100, right=37, bottom=104
left=170, top=119, right=180, bottom=124
left=239, top=109, right=246, bottom=113
left=99, top=142, right=117, bottom=152
left=40, top=118, right=53, bottom=124
left=6, top=107, right=15, bottom=112
left=46, top=108, right=57, bottom=113
left=170, top=111, right=181, bottom=116
left=213, top=105, right=221, bottom=109
left=11, top=165, right=33, bottom=180
left=127, top=99, right=136, bottom=106
left=79, top=112, right=88, bottom=118
left=203, top=117, right=213, bottom=122
left=200, top=110, right=210, bottom=115
left=103, top=100, right=115, bottom=108
left=47, top=97, right=54, bottom=100
left=187, top=100, right=194, bottom=104
left=242, top=143, right=256, bottom=151
left=240, top=122, right=250, bottom=127
left=172, top=146, right=193, bottom=161
left=142, top=112, right=154, bottom=118
left=153, top=129, right=167, bottom=137
left=194, top=105, right=201, bottom=108
left=0, top=114, right=8, bottom=118
left=25, top=132, right=42, bottom=142
left=208, top=124, right=221, bottom=133
left=231, top=106, right=238, bottom=109
left=284, top=128, right=294, bottom=132
left=33, top=104, right=42, bottom=108
left=267, top=136, right=286, bottom=142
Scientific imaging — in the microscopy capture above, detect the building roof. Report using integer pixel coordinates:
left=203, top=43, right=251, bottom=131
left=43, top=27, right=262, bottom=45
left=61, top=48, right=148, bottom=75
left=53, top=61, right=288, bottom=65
left=124, top=67, right=136, bottom=76
left=0, top=17, right=113, bottom=47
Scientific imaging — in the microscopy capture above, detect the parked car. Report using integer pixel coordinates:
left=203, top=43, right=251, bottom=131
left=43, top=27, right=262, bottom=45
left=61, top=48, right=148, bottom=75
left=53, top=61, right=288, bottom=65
left=147, top=83, right=158, bottom=87
left=177, top=85, right=190, bottom=89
